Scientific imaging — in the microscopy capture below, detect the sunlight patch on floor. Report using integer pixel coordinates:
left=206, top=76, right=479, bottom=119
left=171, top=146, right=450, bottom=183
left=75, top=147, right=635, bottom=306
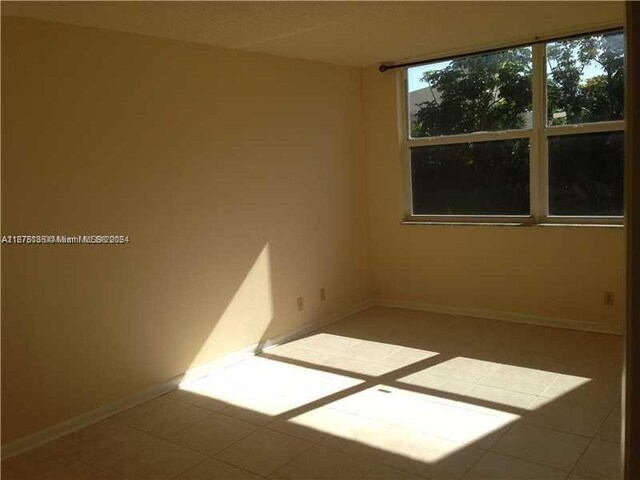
left=175, top=332, right=598, bottom=466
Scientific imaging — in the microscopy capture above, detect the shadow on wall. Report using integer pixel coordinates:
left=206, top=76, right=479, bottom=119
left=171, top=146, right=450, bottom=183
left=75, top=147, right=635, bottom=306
left=0, top=236, right=326, bottom=445
left=1, top=14, right=368, bottom=446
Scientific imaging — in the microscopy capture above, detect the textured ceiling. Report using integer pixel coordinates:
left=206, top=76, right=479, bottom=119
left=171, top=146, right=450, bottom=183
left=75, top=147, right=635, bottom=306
left=1, top=1, right=624, bottom=67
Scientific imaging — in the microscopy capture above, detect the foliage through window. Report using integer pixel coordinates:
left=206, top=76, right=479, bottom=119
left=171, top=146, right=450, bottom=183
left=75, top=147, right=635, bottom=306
left=547, top=32, right=624, bottom=125
left=406, top=30, right=624, bottom=222
left=410, top=47, right=532, bottom=138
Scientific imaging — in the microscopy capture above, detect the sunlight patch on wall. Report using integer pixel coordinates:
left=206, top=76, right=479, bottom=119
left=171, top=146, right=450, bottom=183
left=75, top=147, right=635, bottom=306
left=184, top=243, right=275, bottom=374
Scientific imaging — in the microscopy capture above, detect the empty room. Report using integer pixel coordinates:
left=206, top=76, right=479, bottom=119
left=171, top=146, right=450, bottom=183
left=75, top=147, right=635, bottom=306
left=2, top=1, right=639, bottom=480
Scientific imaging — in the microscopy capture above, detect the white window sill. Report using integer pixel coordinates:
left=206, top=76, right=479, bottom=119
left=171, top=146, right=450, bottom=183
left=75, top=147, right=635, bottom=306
left=401, top=221, right=624, bottom=228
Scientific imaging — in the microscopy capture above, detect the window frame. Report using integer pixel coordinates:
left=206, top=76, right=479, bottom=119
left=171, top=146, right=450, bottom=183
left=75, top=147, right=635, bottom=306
left=402, top=33, right=625, bottom=225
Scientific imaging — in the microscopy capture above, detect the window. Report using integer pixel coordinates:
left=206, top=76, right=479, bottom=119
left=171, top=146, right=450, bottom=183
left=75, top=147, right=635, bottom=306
left=405, top=30, right=624, bottom=224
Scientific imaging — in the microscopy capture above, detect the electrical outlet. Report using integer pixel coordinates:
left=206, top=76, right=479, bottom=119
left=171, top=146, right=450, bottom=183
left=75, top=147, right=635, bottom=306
left=320, top=288, right=326, bottom=301
left=604, top=291, right=615, bottom=306
left=296, top=296, right=304, bottom=312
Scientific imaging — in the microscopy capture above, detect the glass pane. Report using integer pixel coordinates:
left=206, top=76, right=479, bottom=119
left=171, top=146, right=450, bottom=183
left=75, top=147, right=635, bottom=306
left=547, top=31, right=624, bottom=126
left=411, top=139, right=530, bottom=215
left=548, top=132, right=623, bottom=216
left=408, top=47, right=532, bottom=138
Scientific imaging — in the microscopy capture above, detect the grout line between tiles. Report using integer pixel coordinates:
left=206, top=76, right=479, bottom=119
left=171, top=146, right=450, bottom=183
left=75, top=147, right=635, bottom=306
left=481, top=449, right=575, bottom=475
left=5, top=312, right=623, bottom=480
left=566, top=405, right=618, bottom=480
left=461, top=448, right=491, bottom=480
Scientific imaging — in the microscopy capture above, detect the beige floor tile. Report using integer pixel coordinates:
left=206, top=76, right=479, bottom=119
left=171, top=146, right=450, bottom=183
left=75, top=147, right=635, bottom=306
left=164, top=388, right=190, bottom=400
left=524, top=397, right=610, bottom=437
left=273, top=347, right=387, bottom=378
left=102, top=439, right=206, bottom=480
left=2, top=426, right=94, bottom=471
left=271, top=444, right=371, bottom=479
left=111, top=397, right=211, bottom=438
left=333, top=339, right=404, bottom=363
left=380, top=346, right=439, bottom=369
left=239, top=355, right=327, bottom=380
left=219, top=393, right=309, bottom=426
left=68, top=420, right=162, bottom=471
left=181, top=380, right=305, bottom=425
left=268, top=372, right=361, bottom=404
left=479, top=365, right=558, bottom=396
left=327, top=384, right=513, bottom=447
left=595, top=406, right=621, bottom=444
left=378, top=431, right=485, bottom=479
left=320, top=354, right=395, bottom=376
left=287, top=333, right=360, bottom=356
left=174, top=390, right=230, bottom=412
left=327, top=385, right=429, bottom=421
left=288, top=407, right=395, bottom=457
left=493, top=423, right=590, bottom=471
left=504, top=348, right=568, bottom=374
left=26, top=460, right=117, bottom=480
left=419, top=401, right=515, bottom=447
left=320, top=411, right=410, bottom=462
left=541, top=375, right=620, bottom=409
left=169, top=412, right=258, bottom=455
left=465, top=452, right=567, bottom=479
left=3, top=309, right=623, bottom=480
left=219, top=358, right=317, bottom=395
left=316, top=412, right=481, bottom=480
left=573, top=439, right=622, bottom=480
left=362, top=463, right=425, bottom=479
left=174, top=458, right=265, bottom=480
left=470, top=424, right=515, bottom=451
left=539, top=375, right=591, bottom=400
left=1, top=448, right=57, bottom=479
left=397, top=371, right=473, bottom=397
left=221, top=405, right=283, bottom=427
left=421, top=357, right=499, bottom=383
left=2, top=420, right=160, bottom=477
left=264, top=344, right=334, bottom=366
left=2, top=447, right=117, bottom=480
left=463, top=385, right=538, bottom=412
left=268, top=411, right=331, bottom=443
left=215, top=428, right=312, bottom=476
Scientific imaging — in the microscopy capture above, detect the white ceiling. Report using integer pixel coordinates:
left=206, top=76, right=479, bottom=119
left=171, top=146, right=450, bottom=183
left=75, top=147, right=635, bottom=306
left=1, top=1, right=624, bottom=67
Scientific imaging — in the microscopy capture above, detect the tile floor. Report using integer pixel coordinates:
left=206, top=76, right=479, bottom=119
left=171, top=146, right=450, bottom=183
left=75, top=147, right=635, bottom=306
left=2, top=307, right=623, bottom=479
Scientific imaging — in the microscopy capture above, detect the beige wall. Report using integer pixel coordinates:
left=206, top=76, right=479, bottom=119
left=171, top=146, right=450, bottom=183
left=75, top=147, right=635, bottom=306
left=1, top=17, right=371, bottom=444
left=361, top=63, right=625, bottom=330
left=1, top=2, right=628, bottom=447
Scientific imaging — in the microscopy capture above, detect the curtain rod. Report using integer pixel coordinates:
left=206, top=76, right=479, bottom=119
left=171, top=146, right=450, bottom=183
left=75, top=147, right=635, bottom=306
left=378, top=26, right=623, bottom=73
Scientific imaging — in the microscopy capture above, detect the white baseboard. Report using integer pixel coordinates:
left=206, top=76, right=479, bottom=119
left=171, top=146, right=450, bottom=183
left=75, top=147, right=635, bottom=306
left=6, top=296, right=611, bottom=459
left=0, top=374, right=184, bottom=461
left=1, top=298, right=375, bottom=460
left=178, top=298, right=376, bottom=386
left=374, top=298, right=623, bottom=336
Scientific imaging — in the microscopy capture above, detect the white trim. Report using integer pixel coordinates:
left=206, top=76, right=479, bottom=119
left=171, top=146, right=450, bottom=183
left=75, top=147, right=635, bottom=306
left=1, top=296, right=621, bottom=460
left=532, top=43, right=546, bottom=223
left=0, top=376, right=182, bottom=462
left=402, top=29, right=626, bottom=225
left=405, top=214, right=533, bottom=224
left=374, top=298, right=623, bottom=336
left=545, top=120, right=625, bottom=136
left=408, top=129, right=531, bottom=147
left=0, top=298, right=375, bottom=460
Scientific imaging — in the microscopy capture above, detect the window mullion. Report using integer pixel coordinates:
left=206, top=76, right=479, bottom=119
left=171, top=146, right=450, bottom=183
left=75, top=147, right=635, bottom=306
left=531, top=43, right=546, bottom=223
left=407, top=129, right=531, bottom=147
